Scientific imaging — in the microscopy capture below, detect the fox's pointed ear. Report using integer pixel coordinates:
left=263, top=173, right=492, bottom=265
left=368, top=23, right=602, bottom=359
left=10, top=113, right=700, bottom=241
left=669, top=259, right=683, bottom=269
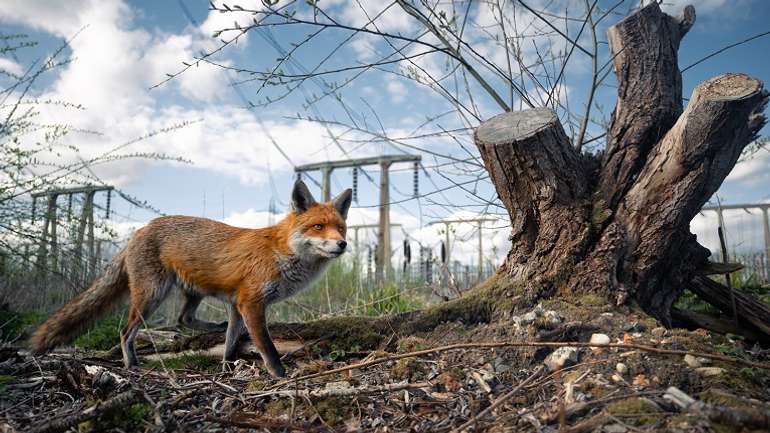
left=291, top=180, right=316, bottom=213
left=332, top=188, right=353, bottom=219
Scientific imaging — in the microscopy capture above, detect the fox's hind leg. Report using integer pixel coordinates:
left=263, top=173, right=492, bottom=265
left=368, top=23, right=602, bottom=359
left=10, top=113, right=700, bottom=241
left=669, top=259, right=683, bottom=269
left=120, top=275, right=173, bottom=368
left=177, top=292, right=228, bottom=332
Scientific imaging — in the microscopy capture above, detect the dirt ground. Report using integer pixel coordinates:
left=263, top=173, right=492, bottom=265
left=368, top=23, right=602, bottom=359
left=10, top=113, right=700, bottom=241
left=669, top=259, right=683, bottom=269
left=2, top=298, right=770, bottom=432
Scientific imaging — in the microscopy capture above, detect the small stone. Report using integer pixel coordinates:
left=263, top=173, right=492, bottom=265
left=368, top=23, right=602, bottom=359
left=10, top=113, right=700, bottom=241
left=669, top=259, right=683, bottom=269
left=683, top=354, right=701, bottom=368
left=651, top=327, right=667, bottom=338
left=513, top=311, right=537, bottom=326
left=590, top=333, right=611, bottom=347
left=622, top=322, right=646, bottom=333
left=604, top=423, right=628, bottom=433
left=611, top=374, right=624, bottom=382
left=696, top=367, right=725, bottom=377
left=544, top=310, right=562, bottom=325
left=632, top=374, right=650, bottom=386
left=616, top=363, right=628, bottom=374
left=544, top=347, right=580, bottom=371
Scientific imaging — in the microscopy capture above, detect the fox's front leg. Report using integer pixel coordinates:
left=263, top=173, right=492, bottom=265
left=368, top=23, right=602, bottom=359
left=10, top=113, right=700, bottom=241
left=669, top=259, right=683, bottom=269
left=237, top=297, right=285, bottom=377
left=222, top=304, right=244, bottom=372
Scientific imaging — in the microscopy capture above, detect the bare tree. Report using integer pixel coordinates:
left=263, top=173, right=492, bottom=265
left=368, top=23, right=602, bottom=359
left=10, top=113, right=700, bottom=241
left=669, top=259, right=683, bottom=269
left=0, top=33, right=187, bottom=312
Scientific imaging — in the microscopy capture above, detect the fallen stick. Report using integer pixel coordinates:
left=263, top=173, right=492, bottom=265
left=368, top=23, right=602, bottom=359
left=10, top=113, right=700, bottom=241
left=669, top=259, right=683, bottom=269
left=248, top=380, right=431, bottom=399
left=451, top=366, right=544, bottom=433
left=29, top=389, right=142, bottom=433
left=665, top=386, right=770, bottom=430
left=270, top=340, right=770, bottom=389
left=203, top=414, right=326, bottom=432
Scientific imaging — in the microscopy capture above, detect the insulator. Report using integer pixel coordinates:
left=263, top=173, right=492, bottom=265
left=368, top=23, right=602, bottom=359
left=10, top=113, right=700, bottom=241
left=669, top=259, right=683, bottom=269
left=412, top=162, right=419, bottom=197
left=441, top=241, right=446, bottom=264
left=352, top=167, right=358, bottom=203
left=31, top=196, right=36, bottom=224
left=105, top=190, right=112, bottom=219
left=67, top=194, right=73, bottom=219
left=404, top=239, right=411, bottom=263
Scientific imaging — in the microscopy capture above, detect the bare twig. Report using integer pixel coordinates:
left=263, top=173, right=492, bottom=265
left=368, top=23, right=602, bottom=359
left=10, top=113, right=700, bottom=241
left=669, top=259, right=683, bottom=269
left=269, top=340, right=770, bottom=390
left=451, top=366, right=544, bottom=433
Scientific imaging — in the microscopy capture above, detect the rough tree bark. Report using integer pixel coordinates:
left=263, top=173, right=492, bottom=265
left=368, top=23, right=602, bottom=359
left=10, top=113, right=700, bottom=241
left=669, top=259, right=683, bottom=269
left=477, top=3, right=769, bottom=336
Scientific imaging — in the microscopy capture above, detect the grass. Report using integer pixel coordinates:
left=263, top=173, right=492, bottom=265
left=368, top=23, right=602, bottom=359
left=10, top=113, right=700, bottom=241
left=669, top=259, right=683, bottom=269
left=0, top=375, right=15, bottom=392
left=0, top=306, right=44, bottom=343
left=74, top=311, right=126, bottom=351
left=675, top=273, right=770, bottom=313
left=269, top=257, right=428, bottom=322
left=145, top=353, right=220, bottom=372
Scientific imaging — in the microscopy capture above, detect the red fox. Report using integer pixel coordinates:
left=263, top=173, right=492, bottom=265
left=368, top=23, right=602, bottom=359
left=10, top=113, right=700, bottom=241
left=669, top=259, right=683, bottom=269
left=29, top=180, right=352, bottom=377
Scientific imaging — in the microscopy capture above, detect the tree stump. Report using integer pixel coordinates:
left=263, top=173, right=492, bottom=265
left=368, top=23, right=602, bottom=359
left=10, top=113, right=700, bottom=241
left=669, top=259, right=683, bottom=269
left=475, top=3, right=770, bottom=336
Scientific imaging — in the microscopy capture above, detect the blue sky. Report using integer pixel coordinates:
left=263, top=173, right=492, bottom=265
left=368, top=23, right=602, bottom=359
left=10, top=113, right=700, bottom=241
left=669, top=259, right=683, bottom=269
left=1, top=0, right=769, bottom=263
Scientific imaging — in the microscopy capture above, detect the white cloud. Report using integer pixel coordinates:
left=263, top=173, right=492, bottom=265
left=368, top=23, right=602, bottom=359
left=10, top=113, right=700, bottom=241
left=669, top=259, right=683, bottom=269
left=654, top=0, right=729, bottom=15
left=387, top=77, right=407, bottom=103
left=726, top=151, right=770, bottom=186
left=0, top=57, right=24, bottom=77
left=0, top=0, right=93, bottom=36
left=337, top=1, right=414, bottom=34
left=199, top=0, right=264, bottom=41
left=691, top=207, right=768, bottom=256
left=0, top=0, right=369, bottom=188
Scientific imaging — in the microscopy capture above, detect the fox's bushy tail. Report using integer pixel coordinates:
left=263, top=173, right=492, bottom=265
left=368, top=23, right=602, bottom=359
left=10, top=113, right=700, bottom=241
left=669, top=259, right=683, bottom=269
left=29, top=250, right=129, bottom=354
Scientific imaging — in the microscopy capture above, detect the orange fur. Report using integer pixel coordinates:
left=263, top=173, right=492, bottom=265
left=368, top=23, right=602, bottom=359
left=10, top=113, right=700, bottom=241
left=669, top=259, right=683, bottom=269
left=29, top=182, right=352, bottom=377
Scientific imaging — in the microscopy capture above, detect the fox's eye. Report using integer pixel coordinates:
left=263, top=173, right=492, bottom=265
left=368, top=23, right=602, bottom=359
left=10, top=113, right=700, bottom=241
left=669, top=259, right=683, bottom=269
left=338, top=226, right=345, bottom=233
left=313, top=224, right=323, bottom=231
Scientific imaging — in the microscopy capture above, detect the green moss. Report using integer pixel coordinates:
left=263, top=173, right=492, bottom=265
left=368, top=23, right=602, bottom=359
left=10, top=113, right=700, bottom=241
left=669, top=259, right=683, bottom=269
left=590, top=200, right=610, bottom=226
left=700, top=389, right=745, bottom=409
left=0, top=375, right=15, bottom=392
left=391, top=358, right=423, bottom=380
left=93, top=402, right=151, bottom=431
left=264, top=399, right=292, bottom=418
left=245, top=381, right=266, bottom=393
left=709, top=366, right=770, bottom=396
left=607, top=398, right=661, bottom=425
left=575, top=293, right=605, bottom=307
left=310, top=316, right=385, bottom=350
left=74, top=312, right=126, bottom=351
left=314, top=397, right=349, bottom=425
left=146, top=353, right=220, bottom=372
left=414, top=274, right=522, bottom=328
left=396, top=336, right=427, bottom=353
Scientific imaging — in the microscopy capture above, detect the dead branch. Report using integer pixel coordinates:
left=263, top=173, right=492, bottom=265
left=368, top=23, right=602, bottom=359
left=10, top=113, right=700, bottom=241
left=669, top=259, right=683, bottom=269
left=451, top=366, right=544, bottom=433
left=29, top=389, right=142, bottom=433
left=247, top=380, right=431, bottom=400
left=665, top=386, right=770, bottom=431
left=269, top=339, right=770, bottom=390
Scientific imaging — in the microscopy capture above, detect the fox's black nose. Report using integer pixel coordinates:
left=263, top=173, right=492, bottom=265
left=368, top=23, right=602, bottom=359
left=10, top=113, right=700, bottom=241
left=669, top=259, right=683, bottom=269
left=337, top=240, right=347, bottom=250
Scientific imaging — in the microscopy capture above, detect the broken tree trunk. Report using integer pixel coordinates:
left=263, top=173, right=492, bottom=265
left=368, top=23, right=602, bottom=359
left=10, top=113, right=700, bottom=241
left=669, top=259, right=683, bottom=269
left=475, top=108, right=591, bottom=293
left=474, top=2, right=770, bottom=336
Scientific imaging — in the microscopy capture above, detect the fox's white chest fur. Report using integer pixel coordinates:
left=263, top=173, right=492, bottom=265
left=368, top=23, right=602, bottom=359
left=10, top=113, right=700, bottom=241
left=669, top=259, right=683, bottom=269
left=263, top=256, right=331, bottom=304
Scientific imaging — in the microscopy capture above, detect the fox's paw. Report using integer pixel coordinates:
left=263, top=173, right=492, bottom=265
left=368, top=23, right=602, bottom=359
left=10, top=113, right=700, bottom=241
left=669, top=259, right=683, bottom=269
left=221, top=362, right=232, bottom=373
left=267, top=362, right=286, bottom=378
